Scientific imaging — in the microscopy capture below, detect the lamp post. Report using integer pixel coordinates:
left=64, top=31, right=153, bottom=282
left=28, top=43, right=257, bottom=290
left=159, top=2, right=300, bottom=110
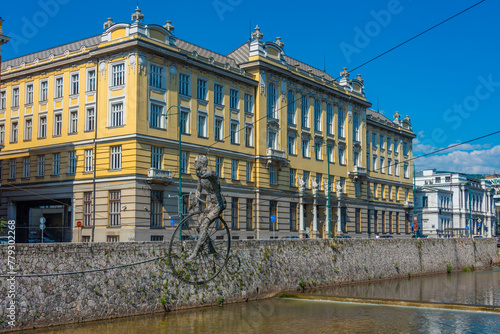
left=164, top=105, right=183, bottom=229
left=413, top=162, right=417, bottom=238
left=468, top=181, right=473, bottom=238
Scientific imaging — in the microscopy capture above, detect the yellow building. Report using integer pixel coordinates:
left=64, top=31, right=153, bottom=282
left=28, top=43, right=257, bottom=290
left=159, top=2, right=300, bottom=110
left=0, top=8, right=414, bottom=243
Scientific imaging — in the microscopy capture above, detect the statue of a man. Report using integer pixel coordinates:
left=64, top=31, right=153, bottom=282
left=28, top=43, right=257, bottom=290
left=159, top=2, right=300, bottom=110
left=186, top=155, right=227, bottom=262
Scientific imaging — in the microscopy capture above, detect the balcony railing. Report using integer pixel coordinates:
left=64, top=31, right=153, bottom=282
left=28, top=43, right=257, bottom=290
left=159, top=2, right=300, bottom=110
left=349, top=166, right=367, bottom=180
left=266, top=148, right=285, bottom=159
left=404, top=201, right=414, bottom=208
left=148, top=168, right=173, bottom=184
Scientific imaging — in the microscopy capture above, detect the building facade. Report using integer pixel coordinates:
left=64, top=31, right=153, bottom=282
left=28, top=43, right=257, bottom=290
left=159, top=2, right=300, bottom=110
left=0, top=9, right=414, bottom=243
left=415, top=170, right=496, bottom=238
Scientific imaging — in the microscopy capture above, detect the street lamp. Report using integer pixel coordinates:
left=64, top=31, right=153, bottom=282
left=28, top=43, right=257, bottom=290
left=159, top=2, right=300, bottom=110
left=164, top=105, right=183, bottom=229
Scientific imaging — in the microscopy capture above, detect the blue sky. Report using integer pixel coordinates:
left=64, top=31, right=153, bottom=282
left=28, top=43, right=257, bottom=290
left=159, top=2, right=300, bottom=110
left=2, top=0, right=499, bottom=174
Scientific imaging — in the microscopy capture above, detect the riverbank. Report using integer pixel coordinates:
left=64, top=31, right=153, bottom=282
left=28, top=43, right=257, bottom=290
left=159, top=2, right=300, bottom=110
left=0, top=238, right=498, bottom=332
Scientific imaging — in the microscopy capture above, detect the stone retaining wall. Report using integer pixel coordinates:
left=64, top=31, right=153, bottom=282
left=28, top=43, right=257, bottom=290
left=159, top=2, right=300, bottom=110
left=0, top=238, right=498, bottom=332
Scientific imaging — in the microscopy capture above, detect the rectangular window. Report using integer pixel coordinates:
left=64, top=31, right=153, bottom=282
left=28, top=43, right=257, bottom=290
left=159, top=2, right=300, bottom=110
left=388, top=185, right=393, bottom=200
left=110, top=103, right=124, bottom=127
left=395, top=160, right=399, bottom=176
left=326, top=104, right=334, bottom=135
left=244, top=93, right=253, bottom=113
left=381, top=184, right=386, bottom=200
left=52, top=153, right=60, bottom=175
left=180, top=109, right=189, bottom=134
left=84, top=192, right=92, bottom=227
left=269, top=201, right=277, bottom=231
left=214, top=84, right=224, bottom=105
left=231, top=159, right=238, bottom=180
left=269, top=165, right=277, bottom=185
left=380, top=135, right=385, bottom=149
left=382, top=211, right=386, bottom=233
left=394, top=139, right=399, bottom=153
left=214, top=117, right=223, bottom=141
left=290, top=203, right=297, bottom=231
left=366, top=153, right=370, bottom=171
left=289, top=168, right=296, bottom=187
left=389, top=212, right=393, bottom=233
left=302, top=138, right=310, bottom=158
left=403, top=142, right=409, bottom=156
left=216, top=157, right=223, bottom=178
left=0, top=124, right=4, bottom=144
left=230, top=89, right=239, bottom=109
left=85, top=107, right=95, bottom=131
left=71, top=73, right=79, bottom=95
left=197, top=79, right=207, bottom=100
left=373, top=183, right=377, bottom=198
left=40, top=81, right=48, bottom=101
left=246, top=199, right=253, bottom=230
left=68, top=151, right=77, bottom=174
left=84, top=149, right=93, bottom=172
left=245, top=124, right=253, bottom=147
left=110, top=146, right=122, bottom=170
left=87, top=70, right=96, bottom=92
left=288, top=135, right=296, bottom=155
left=179, top=74, right=190, bottom=96
left=55, top=78, right=63, bottom=98
left=149, top=64, right=163, bottom=89
left=37, top=155, right=45, bottom=177
left=69, top=110, right=78, bottom=134
left=267, top=130, right=277, bottom=149
left=149, top=104, right=163, bottom=129
left=112, top=63, right=125, bottom=87
left=54, top=114, right=62, bottom=136
left=150, top=190, right=163, bottom=228
left=396, top=186, right=399, bottom=201
left=246, top=162, right=253, bottom=182
left=372, top=133, right=377, bottom=147
left=287, top=91, right=296, bottom=124
left=9, top=159, right=16, bottom=179
left=24, top=119, right=32, bottom=140
left=230, top=122, right=238, bottom=144
left=197, top=113, right=207, bottom=137
left=151, top=235, right=163, bottom=242
left=314, top=100, right=322, bottom=132
left=353, top=152, right=359, bottom=167
left=339, top=147, right=345, bottom=165
left=301, top=96, right=309, bottom=128
left=151, top=147, right=163, bottom=169
left=315, top=141, right=322, bottom=160
left=11, top=121, right=18, bottom=142
left=181, top=151, right=189, bottom=174
left=231, top=198, right=239, bottom=230
left=12, top=88, right=19, bottom=107
left=387, top=137, right=391, bottom=151
left=109, top=190, right=121, bottom=226
left=374, top=210, right=379, bottom=233
left=353, top=113, right=360, bottom=141
left=338, top=107, right=345, bottom=137
left=0, top=91, right=6, bottom=109
left=23, top=157, right=30, bottom=178
left=388, top=158, right=392, bottom=175
left=355, top=208, right=361, bottom=233
left=404, top=162, right=409, bottom=178
left=380, top=157, right=385, bottom=173
left=327, top=144, right=334, bottom=163
left=26, top=84, right=34, bottom=104
left=396, top=212, right=400, bottom=234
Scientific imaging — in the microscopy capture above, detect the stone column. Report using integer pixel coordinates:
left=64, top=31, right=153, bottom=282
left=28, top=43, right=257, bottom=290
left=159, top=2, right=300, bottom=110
left=312, top=197, right=319, bottom=238
left=337, top=199, right=342, bottom=234
left=255, top=190, right=261, bottom=240
left=299, top=177, right=306, bottom=238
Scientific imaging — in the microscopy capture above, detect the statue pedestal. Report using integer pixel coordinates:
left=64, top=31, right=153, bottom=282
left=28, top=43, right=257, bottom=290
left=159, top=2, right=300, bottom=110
left=311, top=231, right=320, bottom=239
left=299, top=230, right=307, bottom=239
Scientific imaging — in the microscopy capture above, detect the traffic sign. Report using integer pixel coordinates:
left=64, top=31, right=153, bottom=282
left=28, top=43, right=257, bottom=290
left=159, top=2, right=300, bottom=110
left=39, top=217, right=46, bottom=224
left=76, top=221, right=82, bottom=227
left=413, top=215, right=418, bottom=223
left=270, top=215, right=276, bottom=223
left=170, top=219, right=175, bottom=226
left=39, top=223, right=46, bottom=230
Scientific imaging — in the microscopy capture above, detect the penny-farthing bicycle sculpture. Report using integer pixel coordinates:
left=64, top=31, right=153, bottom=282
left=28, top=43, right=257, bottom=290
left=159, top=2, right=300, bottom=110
left=168, top=195, right=231, bottom=285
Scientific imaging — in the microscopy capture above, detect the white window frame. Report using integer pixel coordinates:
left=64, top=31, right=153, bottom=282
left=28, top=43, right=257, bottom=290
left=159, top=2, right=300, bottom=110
left=314, top=99, right=322, bottom=132
left=327, top=143, right=334, bottom=163
left=109, top=190, right=121, bottom=227
left=314, top=140, right=322, bottom=160
left=84, top=149, right=93, bottom=173
left=404, top=162, right=409, bottom=178
left=326, top=103, right=334, bottom=135
left=197, top=112, right=207, bottom=137
left=214, top=117, right=223, bottom=141
left=287, top=90, right=296, bottom=124
left=69, top=109, right=78, bottom=134
left=70, top=72, right=79, bottom=95
left=197, top=78, right=207, bottom=101
left=149, top=63, right=165, bottom=89
left=86, top=68, right=96, bottom=92
left=111, top=62, right=125, bottom=87
left=246, top=162, right=253, bottom=182
left=110, top=146, right=122, bottom=170
left=244, top=93, right=253, bottom=114
left=395, top=160, right=400, bottom=176
left=85, top=106, right=95, bottom=131
left=244, top=123, right=253, bottom=147
left=12, top=86, right=20, bottom=107
left=39, top=115, right=47, bottom=138
left=380, top=156, right=385, bottom=173
left=353, top=112, right=360, bottom=141
left=40, top=80, right=49, bottom=102
left=149, top=103, right=164, bottom=129
left=288, top=135, right=296, bottom=155
left=24, top=118, right=32, bottom=141
left=267, top=129, right=278, bottom=150
left=339, top=146, right=345, bottom=165
left=180, top=108, right=190, bottom=134
left=151, top=146, right=163, bottom=169
left=52, top=153, right=60, bottom=176
left=388, top=158, right=392, bottom=175
left=301, top=95, right=309, bottom=128
left=110, top=101, right=124, bottom=127
left=0, top=123, right=5, bottom=144
left=54, top=113, right=62, bottom=136
left=54, top=77, right=63, bottom=99
left=373, top=155, right=377, bottom=172
left=179, top=73, right=190, bottom=96
left=0, top=90, right=6, bottom=109
left=11, top=120, right=18, bottom=143
left=26, top=83, right=34, bottom=104
left=230, top=121, right=239, bottom=144
left=302, top=138, right=310, bottom=158
left=68, top=151, right=77, bottom=174
left=230, top=88, right=239, bottom=110
left=353, top=152, right=359, bottom=167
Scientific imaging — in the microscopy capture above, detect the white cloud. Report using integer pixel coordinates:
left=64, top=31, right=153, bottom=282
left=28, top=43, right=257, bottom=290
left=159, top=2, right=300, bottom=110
left=414, top=145, right=500, bottom=174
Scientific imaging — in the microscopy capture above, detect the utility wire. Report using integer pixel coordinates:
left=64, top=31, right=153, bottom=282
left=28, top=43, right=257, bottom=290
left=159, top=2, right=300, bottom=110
left=337, top=0, right=487, bottom=78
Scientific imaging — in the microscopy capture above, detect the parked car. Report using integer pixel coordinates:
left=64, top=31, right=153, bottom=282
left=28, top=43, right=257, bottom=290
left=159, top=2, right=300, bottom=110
left=281, top=236, right=299, bottom=239
left=28, top=236, right=55, bottom=243
left=335, top=235, right=352, bottom=239
left=412, top=234, right=428, bottom=239
left=379, top=235, right=394, bottom=239
left=473, top=236, right=483, bottom=239
left=0, top=236, right=9, bottom=244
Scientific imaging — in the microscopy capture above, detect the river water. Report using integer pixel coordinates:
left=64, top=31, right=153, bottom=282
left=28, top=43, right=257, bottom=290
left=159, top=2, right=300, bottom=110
left=26, top=267, right=500, bottom=334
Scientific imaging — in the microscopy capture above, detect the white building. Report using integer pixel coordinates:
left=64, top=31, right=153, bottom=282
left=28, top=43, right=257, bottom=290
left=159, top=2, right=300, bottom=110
left=415, top=170, right=496, bottom=238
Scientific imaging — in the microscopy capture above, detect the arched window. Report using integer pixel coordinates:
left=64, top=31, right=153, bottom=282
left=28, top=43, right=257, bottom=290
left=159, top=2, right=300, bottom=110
left=287, top=90, right=296, bottom=124
left=267, top=84, right=277, bottom=119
